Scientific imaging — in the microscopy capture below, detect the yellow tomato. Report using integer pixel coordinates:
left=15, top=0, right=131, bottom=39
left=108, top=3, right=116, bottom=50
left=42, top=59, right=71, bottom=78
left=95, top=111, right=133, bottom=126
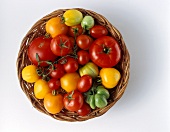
left=99, top=68, right=121, bottom=89
left=63, top=9, right=83, bottom=26
left=45, top=17, right=68, bottom=38
left=34, top=79, right=51, bottom=99
left=60, top=72, right=80, bottom=92
left=22, top=65, right=39, bottom=83
left=44, top=93, right=64, bottom=114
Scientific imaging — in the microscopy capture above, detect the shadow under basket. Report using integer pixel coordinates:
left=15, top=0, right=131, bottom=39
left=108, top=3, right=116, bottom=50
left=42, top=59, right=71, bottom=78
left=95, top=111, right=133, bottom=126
left=16, top=8, right=130, bottom=122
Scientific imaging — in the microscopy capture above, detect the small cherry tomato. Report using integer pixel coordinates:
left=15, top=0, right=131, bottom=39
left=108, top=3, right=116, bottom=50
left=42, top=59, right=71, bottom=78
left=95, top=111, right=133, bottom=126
left=48, top=78, right=60, bottom=91
left=77, top=75, right=92, bottom=92
left=63, top=57, right=78, bottom=73
left=44, top=93, right=64, bottom=114
left=77, top=102, right=91, bottom=116
left=50, top=64, right=65, bottom=79
left=68, top=24, right=83, bottom=37
left=76, top=35, right=93, bottom=50
left=77, top=50, right=90, bottom=65
left=63, top=90, right=84, bottom=112
left=50, top=35, right=73, bottom=56
left=90, top=25, right=108, bottom=38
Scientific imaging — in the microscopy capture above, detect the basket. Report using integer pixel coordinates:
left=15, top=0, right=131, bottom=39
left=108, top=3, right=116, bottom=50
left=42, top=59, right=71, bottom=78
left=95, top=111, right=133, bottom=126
left=16, top=8, right=130, bottom=122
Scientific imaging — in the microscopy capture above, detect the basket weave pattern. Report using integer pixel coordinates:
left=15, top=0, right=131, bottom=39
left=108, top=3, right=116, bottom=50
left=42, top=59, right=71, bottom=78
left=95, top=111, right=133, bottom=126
left=17, top=8, right=130, bottom=122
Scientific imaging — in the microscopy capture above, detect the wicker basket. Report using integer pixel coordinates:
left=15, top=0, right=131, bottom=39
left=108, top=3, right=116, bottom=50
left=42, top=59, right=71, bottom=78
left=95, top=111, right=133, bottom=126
left=16, top=8, right=130, bottom=122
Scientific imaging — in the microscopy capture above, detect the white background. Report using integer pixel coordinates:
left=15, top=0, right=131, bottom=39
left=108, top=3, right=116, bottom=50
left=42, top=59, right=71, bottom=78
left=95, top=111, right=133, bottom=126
left=0, top=0, right=170, bottom=132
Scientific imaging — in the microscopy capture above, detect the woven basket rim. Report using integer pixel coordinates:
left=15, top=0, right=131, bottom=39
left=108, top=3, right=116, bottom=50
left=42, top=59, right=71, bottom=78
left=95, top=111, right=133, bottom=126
left=16, top=8, right=130, bottom=122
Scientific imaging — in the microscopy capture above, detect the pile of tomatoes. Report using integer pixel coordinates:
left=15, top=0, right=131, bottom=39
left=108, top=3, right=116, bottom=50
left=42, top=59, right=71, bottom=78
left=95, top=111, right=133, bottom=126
left=21, top=9, right=122, bottom=116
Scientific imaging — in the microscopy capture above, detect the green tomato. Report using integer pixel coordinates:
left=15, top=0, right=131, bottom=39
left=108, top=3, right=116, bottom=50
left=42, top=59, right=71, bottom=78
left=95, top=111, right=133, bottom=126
left=95, top=94, right=108, bottom=108
left=79, top=62, right=99, bottom=79
left=81, top=16, right=94, bottom=30
left=96, top=86, right=110, bottom=99
left=89, top=95, right=96, bottom=109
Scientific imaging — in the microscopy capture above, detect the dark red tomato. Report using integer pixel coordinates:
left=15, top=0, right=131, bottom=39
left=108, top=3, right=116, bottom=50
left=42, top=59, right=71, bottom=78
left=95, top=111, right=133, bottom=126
left=76, top=35, right=93, bottom=50
left=48, top=78, right=60, bottom=91
left=90, top=25, right=108, bottom=38
left=50, top=35, right=73, bottom=56
left=77, top=75, right=92, bottom=92
left=77, top=50, right=90, bottom=65
left=63, top=57, right=78, bottom=73
left=68, top=24, right=83, bottom=37
left=89, top=36, right=121, bottom=68
left=28, top=37, right=56, bottom=66
left=77, top=102, right=91, bottom=116
left=63, top=90, right=84, bottom=112
left=50, top=64, right=65, bottom=79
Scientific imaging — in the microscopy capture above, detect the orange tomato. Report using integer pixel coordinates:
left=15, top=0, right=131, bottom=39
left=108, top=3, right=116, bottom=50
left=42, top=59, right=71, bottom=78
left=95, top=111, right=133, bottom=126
left=44, top=93, right=64, bottom=114
left=45, top=17, right=68, bottom=38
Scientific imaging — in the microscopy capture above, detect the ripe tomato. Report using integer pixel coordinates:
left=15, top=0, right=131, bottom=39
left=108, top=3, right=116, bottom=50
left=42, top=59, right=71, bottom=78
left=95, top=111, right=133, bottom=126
left=44, top=93, right=64, bottom=114
left=45, top=17, right=68, bottom=38
left=28, top=37, right=56, bottom=66
left=77, top=50, right=90, bottom=65
left=50, top=35, right=73, bottom=56
left=50, top=64, right=65, bottom=79
left=76, top=35, right=93, bottom=50
left=60, top=72, right=80, bottom=92
left=63, top=9, right=83, bottom=26
left=34, top=79, right=51, bottom=99
left=63, top=90, right=84, bottom=112
left=90, top=25, right=108, bottom=38
left=22, top=65, right=39, bottom=83
left=77, top=102, right=91, bottom=116
left=63, top=57, right=78, bottom=73
left=77, top=75, right=92, bottom=93
left=89, top=36, right=121, bottom=68
left=68, top=24, right=83, bottom=37
left=48, top=78, right=60, bottom=91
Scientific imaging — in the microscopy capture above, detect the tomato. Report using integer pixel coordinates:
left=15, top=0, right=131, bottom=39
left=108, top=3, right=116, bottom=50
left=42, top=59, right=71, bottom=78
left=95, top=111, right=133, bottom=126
left=68, top=24, right=83, bottom=37
left=81, top=16, right=94, bottom=30
left=89, top=36, right=121, bottom=68
left=50, top=35, right=73, bottom=56
left=45, top=17, right=68, bottom=38
left=60, top=72, right=80, bottom=92
left=90, top=25, right=108, bottom=38
left=63, top=57, right=78, bottom=73
left=28, top=37, right=56, bottom=66
left=34, top=79, right=51, bottom=99
left=63, top=9, right=83, bottom=26
left=22, top=65, right=39, bottom=83
left=50, top=64, right=65, bottom=79
left=100, top=68, right=121, bottom=88
left=77, top=50, right=90, bottom=65
left=76, top=35, right=93, bottom=50
left=77, top=102, right=91, bottom=116
left=44, top=93, right=64, bottom=114
left=63, top=90, right=84, bottom=112
left=48, top=78, right=60, bottom=91
left=77, top=75, right=92, bottom=92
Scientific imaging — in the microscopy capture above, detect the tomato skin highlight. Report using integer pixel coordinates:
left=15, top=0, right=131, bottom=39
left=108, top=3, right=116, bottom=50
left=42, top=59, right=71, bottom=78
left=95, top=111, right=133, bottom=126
left=77, top=102, right=91, bottom=116
left=63, top=57, right=79, bottom=73
left=77, top=50, right=90, bottom=65
left=89, top=36, right=121, bottom=68
left=76, top=35, right=93, bottom=50
left=90, top=25, right=108, bottom=38
left=50, top=64, right=65, bottom=79
left=28, top=37, right=56, bottom=67
left=48, top=78, right=61, bottom=91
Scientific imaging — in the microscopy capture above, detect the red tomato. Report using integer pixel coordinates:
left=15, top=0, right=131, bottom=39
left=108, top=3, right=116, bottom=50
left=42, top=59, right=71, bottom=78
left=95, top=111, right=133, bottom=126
left=76, top=35, right=93, bottom=50
left=77, top=102, right=91, bottom=116
left=63, top=57, right=78, bottom=73
left=63, top=90, right=84, bottom=112
left=90, top=25, right=108, bottom=38
left=28, top=37, right=56, bottom=66
left=50, top=35, right=73, bottom=56
left=48, top=78, right=60, bottom=91
left=89, top=36, right=121, bottom=68
left=77, top=50, right=90, bottom=65
left=68, top=24, right=83, bottom=37
left=77, top=75, right=92, bottom=92
left=50, top=64, right=65, bottom=79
